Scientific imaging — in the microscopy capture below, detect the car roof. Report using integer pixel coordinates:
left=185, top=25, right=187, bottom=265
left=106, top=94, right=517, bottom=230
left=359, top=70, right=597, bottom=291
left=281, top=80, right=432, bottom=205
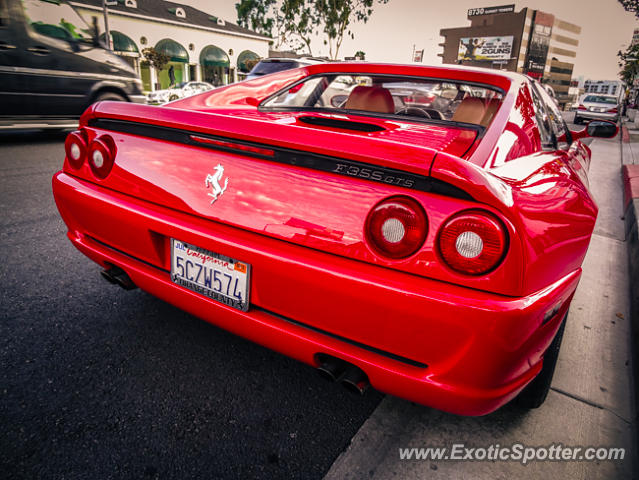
left=260, top=57, right=324, bottom=65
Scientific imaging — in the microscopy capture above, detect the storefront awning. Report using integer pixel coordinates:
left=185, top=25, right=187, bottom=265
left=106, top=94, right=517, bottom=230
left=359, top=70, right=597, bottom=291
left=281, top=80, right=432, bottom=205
left=31, top=22, right=73, bottom=40
left=200, top=45, right=229, bottom=67
left=237, top=50, right=260, bottom=73
left=101, top=31, right=139, bottom=55
left=155, top=39, right=189, bottom=63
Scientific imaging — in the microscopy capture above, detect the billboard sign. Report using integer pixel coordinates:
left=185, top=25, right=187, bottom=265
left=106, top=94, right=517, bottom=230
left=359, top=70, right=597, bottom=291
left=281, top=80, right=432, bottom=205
left=457, top=36, right=514, bottom=61
left=467, top=5, right=515, bottom=16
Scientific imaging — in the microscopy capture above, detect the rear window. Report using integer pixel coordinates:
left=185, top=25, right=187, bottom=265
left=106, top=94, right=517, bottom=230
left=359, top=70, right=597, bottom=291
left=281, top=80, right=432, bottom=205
left=583, top=95, right=617, bottom=104
left=249, top=60, right=301, bottom=76
left=262, top=74, right=503, bottom=126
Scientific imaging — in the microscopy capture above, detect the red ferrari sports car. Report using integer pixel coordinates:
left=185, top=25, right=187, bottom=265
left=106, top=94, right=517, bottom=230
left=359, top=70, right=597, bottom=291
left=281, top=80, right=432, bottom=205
left=52, top=63, right=617, bottom=415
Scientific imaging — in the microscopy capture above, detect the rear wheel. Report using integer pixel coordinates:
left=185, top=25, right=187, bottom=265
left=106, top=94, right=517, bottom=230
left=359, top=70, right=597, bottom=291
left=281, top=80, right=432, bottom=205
left=514, top=312, right=567, bottom=409
left=574, top=116, right=581, bottom=125
left=169, top=94, right=180, bottom=101
left=92, top=92, right=126, bottom=104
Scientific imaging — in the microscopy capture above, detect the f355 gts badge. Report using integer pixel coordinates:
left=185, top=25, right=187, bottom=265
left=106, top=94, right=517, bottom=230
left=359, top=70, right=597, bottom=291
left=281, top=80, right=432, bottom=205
left=205, top=164, right=229, bottom=204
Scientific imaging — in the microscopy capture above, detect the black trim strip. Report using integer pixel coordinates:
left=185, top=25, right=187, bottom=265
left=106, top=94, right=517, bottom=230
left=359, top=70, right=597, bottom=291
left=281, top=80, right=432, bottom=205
left=297, top=115, right=386, bottom=132
left=254, top=306, right=429, bottom=369
left=88, top=235, right=169, bottom=273
left=89, top=234, right=428, bottom=369
left=88, top=118, right=473, bottom=200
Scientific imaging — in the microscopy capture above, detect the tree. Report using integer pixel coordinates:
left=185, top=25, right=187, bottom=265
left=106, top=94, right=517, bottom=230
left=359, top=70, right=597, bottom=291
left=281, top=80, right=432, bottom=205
left=236, top=0, right=388, bottom=58
left=618, top=43, right=639, bottom=89
left=618, top=0, right=639, bottom=17
left=280, top=0, right=318, bottom=55
left=235, top=0, right=276, bottom=38
left=354, top=50, right=365, bottom=60
left=236, top=0, right=316, bottom=54
left=141, top=47, right=169, bottom=72
left=314, top=0, right=388, bottom=60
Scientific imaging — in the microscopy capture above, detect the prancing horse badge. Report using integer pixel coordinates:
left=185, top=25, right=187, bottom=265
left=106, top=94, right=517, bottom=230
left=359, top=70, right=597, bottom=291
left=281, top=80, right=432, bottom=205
left=205, top=164, right=229, bottom=204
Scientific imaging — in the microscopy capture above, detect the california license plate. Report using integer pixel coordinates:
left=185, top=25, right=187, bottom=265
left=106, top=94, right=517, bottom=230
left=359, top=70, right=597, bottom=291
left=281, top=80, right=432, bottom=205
left=170, top=239, right=250, bottom=311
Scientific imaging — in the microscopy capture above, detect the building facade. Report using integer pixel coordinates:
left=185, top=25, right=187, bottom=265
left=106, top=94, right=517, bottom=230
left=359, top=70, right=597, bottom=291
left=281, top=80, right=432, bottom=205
left=439, top=5, right=581, bottom=108
left=583, top=80, right=622, bottom=98
left=68, top=0, right=270, bottom=92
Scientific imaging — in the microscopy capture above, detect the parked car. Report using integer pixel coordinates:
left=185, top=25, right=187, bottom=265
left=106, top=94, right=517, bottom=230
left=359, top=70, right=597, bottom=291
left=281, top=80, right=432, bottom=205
left=574, top=94, right=620, bottom=124
left=0, top=0, right=144, bottom=129
left=146, top=81, right=214, bottom=105
left=245, top=57, right=324, bottom=80
left=53, top=62, right=617, bottom=415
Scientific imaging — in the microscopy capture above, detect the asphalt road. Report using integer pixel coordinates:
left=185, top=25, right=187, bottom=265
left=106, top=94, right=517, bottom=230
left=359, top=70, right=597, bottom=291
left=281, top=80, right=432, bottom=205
left=0, top=132, right=383, bottom=479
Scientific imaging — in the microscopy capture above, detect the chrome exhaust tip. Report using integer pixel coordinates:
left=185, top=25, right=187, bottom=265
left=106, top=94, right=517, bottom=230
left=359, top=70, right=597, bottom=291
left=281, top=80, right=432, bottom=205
left=316, top=356, right=348, bottom=382
left=341, top=366, right=370, bottom=396
left=100, top=266, right=137, bottom=290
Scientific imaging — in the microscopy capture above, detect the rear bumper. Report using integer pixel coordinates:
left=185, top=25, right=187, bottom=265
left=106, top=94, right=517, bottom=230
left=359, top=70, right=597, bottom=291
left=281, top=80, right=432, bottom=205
left=575, top=110, right=618, bottom=122
left=53, top=172, right=580, bottom=415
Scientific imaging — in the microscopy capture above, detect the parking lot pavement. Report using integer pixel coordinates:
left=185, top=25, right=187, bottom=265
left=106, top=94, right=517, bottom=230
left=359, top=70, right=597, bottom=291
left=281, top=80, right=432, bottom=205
left=0, top=134, right=384, bottom=480
left=324, top=136, right=637, bottom=480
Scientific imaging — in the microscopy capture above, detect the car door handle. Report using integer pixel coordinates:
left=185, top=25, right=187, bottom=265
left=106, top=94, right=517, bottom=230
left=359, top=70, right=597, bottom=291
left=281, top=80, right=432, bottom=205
left=0, top=41, right=16, bottom=50
left=27, top=46, right=50, bottom=55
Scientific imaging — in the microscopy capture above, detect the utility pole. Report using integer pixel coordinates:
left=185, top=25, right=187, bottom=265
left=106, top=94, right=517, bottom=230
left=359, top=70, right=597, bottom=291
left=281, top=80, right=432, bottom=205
left=102, top=0, right=111, bottom=50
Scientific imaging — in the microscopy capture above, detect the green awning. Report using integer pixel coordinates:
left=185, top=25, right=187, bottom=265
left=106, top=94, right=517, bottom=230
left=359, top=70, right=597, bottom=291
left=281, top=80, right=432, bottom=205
left=101, top=31, right=139, bottom=54
left=31, top=22, right=72, bottom=40
left=155, top=38, right=189, bottom=63
left=200, top=45, right=229, bottom=67
left=237, top=50, right=260, bottom=73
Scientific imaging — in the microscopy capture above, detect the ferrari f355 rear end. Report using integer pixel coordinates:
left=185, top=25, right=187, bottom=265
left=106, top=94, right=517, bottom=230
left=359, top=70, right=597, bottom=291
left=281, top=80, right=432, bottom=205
left=52, top=63, right=600, bottom=415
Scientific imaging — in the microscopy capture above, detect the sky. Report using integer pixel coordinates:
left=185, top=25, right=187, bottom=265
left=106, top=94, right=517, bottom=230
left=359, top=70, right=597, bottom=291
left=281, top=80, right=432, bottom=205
left=177, top=0, right=638, bottom=80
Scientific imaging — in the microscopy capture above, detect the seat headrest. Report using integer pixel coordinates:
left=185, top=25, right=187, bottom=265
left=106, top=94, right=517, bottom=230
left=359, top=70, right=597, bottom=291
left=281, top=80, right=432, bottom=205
left=345, top=86, right=395, bottom=114
left=451, top=97, right=486, bottom=125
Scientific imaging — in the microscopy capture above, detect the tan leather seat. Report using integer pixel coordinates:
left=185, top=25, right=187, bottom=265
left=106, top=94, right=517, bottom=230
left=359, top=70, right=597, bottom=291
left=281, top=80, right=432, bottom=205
left=345, top=86, right=395, bottom=114
left=452, top=97, right=486, bottom=124
left=480, top=98, right=500, bottom=127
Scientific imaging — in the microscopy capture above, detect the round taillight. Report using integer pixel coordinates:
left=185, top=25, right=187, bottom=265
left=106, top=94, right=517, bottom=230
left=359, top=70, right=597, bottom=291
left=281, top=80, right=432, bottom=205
left=366, top=196, right=428, bottom=259
left=88, top=135, right=116, bottom=179
left=438, top=210, right=507, bottom=275
left=64, top=130, right=88, bottom=169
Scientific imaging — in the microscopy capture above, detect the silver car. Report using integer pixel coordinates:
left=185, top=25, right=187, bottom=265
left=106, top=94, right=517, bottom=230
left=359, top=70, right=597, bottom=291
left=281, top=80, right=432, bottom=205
left=574, top=94, right=619, bottom=124
left=147, top=82, right=213, bottom=105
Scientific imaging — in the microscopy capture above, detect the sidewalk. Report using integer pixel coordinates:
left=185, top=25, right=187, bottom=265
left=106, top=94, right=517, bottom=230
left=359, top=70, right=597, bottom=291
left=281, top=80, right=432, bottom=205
left=324, top=135, right=637, bottom=479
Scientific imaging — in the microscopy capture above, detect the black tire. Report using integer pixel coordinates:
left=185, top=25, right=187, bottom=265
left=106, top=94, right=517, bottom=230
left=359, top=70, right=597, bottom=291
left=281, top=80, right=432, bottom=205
left=168, top=94, right=180, bottom=101
left=514, top=313, right=567, bottom=409
left=574, top=116, right=581, bottom=125
left=92, top=92, right=126, bottom=104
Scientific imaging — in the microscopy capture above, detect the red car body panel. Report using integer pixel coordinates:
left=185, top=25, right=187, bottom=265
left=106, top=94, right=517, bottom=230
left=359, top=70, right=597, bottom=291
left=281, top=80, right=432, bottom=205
left=53, top=63, right=600, bottom=415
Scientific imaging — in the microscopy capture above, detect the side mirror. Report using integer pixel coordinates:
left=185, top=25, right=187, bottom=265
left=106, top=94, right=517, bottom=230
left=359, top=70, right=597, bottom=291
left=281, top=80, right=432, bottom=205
left=571, top=120, right=618, bottom=141
left=586, top=120, right=618, bottom=138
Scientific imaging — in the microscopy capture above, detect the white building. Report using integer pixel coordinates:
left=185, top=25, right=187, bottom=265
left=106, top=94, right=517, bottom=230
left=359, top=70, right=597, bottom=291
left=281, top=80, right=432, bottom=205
left=70, top=0, right=271, bottom=92
left=583, top=80, right=622, bottom=98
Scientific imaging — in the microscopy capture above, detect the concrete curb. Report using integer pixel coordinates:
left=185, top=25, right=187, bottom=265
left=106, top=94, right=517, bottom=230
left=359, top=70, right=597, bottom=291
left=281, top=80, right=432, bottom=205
left=621, top=127, right=639, bottom=478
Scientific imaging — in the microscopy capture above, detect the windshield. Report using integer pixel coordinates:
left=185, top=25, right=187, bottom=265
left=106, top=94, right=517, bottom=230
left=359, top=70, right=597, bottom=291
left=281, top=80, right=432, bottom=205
left=23, top=0, right=96, bottom=43
left=250, top=61, right=300, bottom=76
left=583, top=95, right=617, bottom=104
left=262, top=74, right=503, bottom=125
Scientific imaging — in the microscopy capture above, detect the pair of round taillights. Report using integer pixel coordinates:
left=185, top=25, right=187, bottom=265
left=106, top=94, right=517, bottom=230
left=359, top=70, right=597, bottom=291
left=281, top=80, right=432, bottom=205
left=64, top=130, right=116, bottom=179
left=365, top=196, right=508, bottom=275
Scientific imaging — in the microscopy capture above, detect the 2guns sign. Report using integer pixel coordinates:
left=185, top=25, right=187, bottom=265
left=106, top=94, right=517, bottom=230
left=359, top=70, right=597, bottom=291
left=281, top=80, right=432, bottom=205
left=457, top=36, right=514, bottom=61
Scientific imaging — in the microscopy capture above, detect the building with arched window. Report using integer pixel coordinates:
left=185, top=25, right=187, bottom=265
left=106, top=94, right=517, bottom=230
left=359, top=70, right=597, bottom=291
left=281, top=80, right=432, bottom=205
left=70, top=0, right=269, bottom=92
